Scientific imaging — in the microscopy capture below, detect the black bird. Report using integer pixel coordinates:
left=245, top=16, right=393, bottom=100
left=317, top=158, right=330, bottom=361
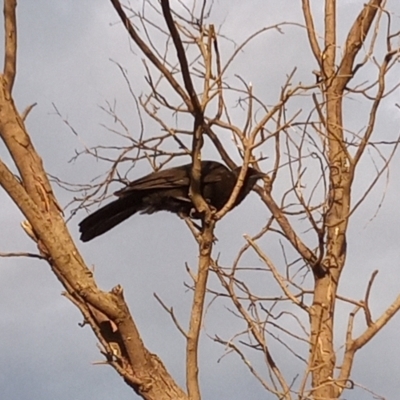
left=79, top=161, right=264, bottom=242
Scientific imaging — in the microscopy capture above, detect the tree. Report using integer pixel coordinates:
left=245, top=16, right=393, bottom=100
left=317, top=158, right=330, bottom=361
left=1, top=0, right=400, bottom=399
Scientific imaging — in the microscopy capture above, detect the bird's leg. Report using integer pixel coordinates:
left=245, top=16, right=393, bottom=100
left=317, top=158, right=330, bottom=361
left=189, top=207, right=201, bottom=220
left=180, top=210, right=218, bottom=243
left=179, top=212, right=203, bottom=243
left=178, top=211, right=200, bottom=228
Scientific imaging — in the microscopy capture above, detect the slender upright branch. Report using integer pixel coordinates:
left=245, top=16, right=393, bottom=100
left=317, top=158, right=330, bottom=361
left=3, top=0, right=16, bottom=93
left=160, top=0, right=208, bottom=218
left=160, top=0, right=201, bottom=112
left=185, top=222, right=215, bottom=400
left=109, top=0, right=192, bottom=109
left=324, top=0, right=336, bottom=80
left=337, top=0, right=383, bottom=90
left=301, top=0, right=322, bottom=67
left=159, top=3, right=213, bottom=398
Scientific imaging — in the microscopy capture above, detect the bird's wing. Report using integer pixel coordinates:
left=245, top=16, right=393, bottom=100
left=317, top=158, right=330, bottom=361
left=114, top=161, right=229, bottom=197
left=114, top=164, right=191, bottom=196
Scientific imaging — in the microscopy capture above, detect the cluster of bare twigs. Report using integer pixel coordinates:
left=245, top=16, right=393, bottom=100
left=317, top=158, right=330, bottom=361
left=97, top=1, right=400, bottom=399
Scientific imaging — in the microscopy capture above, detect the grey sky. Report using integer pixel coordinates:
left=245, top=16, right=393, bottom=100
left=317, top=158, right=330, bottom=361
left=1, top=1, right=400, bottom=399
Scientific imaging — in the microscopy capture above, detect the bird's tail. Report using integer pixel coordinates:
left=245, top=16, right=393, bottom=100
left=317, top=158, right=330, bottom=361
left=79, top=196, right=141, bottom=242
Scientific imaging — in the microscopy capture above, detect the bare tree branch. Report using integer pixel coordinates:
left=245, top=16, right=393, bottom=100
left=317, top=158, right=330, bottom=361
left=109, top=0, right=192, bottom=109
left=337, top=0, right=384, bottom=91
left=301, top=0, right=322, bottom=67
left=3, top=0, right=16, bottom=92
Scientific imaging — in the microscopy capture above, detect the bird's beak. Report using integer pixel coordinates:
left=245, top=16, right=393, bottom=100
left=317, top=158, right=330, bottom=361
left=254, top=171, right=267, bottom=180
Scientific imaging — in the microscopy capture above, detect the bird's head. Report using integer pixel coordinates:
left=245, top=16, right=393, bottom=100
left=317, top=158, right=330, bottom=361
left=233, top=166, right=266, bottom=186
left=230, top=165, right=266, bottom=207
left=246, top=167, right=266, bottom=184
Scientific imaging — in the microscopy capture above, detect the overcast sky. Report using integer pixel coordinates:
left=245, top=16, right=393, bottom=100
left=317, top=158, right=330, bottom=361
left=1, top=1, right=400, bottom=399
